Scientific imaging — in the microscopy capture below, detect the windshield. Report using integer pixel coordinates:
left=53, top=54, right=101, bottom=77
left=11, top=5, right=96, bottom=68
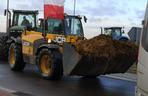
left=13, top=13, right=36, bottom=29
left=46, top=19, right=63, bottom=34
left=65, top=17, right=83, bottom=36
left=104, top=29, right=112, bottom=36
left=104, top=28, right=121, bottom=37
left=112, top=29, right=122, bottom=37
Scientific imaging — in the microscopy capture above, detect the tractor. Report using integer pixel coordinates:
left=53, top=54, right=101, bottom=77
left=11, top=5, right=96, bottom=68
left=101, top=27, right=129, bottom=41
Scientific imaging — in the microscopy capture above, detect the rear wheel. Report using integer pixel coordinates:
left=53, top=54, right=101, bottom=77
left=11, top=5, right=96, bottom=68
left=8, top=43, right=25, bottom=71
left=36, top=49, right=63, bottom=80
left=0, top=33, right=9, bottom=61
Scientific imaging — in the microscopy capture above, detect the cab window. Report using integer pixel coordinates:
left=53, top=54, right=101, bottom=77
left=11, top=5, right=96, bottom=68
left=104, top=29, right=112, bottom=36
left=47, top=19, right=63, bottom=34
left=65, top=17, right=83, bottom=36
left=112, top=29, right=121, bottom=38
left=13, top=14, right=36, bottom=28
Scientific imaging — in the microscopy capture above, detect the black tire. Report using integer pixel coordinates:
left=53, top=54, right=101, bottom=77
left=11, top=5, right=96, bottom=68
left=8, top=43, right=25, bottom=71
left=36, top=48, right=63, bottom=80
left=119, top=38, right=129, bottom=41
left=0, top=33, right=9, bottom=61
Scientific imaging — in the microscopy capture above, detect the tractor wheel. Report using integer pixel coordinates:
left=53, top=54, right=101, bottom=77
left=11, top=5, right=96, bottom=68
left=119, top=38, right=129, bottom=41
left=36, top=49, right=63, bottom=80
left=8, top=43, right=25, bottom=71
left=0, top=33, right=9, bottom=61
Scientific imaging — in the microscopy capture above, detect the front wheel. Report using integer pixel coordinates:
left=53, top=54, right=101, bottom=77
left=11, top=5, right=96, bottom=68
left=8, top=43, right=25, bottom=71
left=36, top=49, right=63, bottom=80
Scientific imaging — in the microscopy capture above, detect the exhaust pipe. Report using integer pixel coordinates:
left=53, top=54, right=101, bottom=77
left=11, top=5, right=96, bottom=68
left=100, top=27, right=103, bottom=34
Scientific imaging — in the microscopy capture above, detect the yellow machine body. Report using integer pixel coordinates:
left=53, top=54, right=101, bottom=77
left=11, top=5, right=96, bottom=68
left=21, top=30, right=79, bottom=64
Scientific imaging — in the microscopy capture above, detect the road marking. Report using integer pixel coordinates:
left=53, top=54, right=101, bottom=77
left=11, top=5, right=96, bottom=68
left=0, top=86, right=16, bottom=93
left=0, top=87, right=34, bottom=96
left=102, top=73, right=137, bottom=82
left=13, top=92, right=33, bottom=96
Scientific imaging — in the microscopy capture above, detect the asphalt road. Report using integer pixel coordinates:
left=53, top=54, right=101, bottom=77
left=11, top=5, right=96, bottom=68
left=0, top=62, right=136, bottom=96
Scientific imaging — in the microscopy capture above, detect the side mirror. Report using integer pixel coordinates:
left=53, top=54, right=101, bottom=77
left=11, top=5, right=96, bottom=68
left=122, top=30, right=125, bottom=34
left=38, top=18, right=45, bottom=29
left=23, top=26, right=27, bottom=35
left=142, top=20, right=144, bottom=25
left=84, top=16, right=87, bottom=23
left=122, top=27, right=125, bottom=33
left=4, top=9, right=7, bottom=16
left=100, top=27, right=103, bottom=34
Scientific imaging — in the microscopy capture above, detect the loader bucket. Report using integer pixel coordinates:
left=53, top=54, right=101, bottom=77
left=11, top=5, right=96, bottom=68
left=63, top=43, right=136, bottom=76
left=103, top=54, right=134, bottom=74
left=63, top=43, right=110, bottom=76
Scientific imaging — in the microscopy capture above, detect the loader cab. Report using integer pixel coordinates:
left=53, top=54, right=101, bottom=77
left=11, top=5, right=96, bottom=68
left=64, top=15, right=84, bottom=37
left=43, top=15, right=84, bottom=37
left=46, top=18, right=64, bottom=35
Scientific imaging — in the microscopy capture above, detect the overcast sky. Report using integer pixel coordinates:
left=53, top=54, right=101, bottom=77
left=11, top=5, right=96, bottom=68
left=0, top=0, right=147, bottom=38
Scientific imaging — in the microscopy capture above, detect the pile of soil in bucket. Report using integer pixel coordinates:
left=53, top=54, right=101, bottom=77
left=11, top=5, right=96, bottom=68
left=74, top=35, right=138, bottom=74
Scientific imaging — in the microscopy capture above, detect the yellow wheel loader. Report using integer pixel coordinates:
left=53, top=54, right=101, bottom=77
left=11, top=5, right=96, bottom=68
left=5, top=10, right=88, bottom=80
left=5, top=10, right=136, bottom=80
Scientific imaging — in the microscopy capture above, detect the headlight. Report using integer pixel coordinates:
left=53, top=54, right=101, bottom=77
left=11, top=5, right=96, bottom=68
left=48, top=39, right=52, bottom=43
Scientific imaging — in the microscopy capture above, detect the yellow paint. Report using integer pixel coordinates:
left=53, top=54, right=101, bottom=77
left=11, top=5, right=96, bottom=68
left=66, top=35, right=78, bottom=43
left=40, top=54, right=51, bottom=75
left=21, top=30, right=79, bottom=56
left=46, top=33, right=60, bottom=40
left=22, top=45, right=33, bottom=55
left=9, top=46, right=15, bottom=65
left=22, top=31, right=43, bottom=55
left=22, top=31, right=43, bottom=43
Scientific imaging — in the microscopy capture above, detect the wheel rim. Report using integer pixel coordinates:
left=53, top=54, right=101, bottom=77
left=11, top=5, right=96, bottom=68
left=9, top=46, right=15, bottom=66
left=40, top=54, right=52, bottom=75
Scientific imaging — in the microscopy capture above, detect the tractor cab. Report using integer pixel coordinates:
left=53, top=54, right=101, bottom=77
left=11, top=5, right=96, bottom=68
left=102, top=27, right=129, bottom=41
left=5, top=10, right=38, bottom=38
left=104, top=27, right=123, bottom=39
left=11, top=10, right=38, bottom=30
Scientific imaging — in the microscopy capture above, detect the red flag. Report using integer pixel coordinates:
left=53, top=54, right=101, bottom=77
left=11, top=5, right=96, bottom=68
left=44, top=0, right=65, bottom=19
